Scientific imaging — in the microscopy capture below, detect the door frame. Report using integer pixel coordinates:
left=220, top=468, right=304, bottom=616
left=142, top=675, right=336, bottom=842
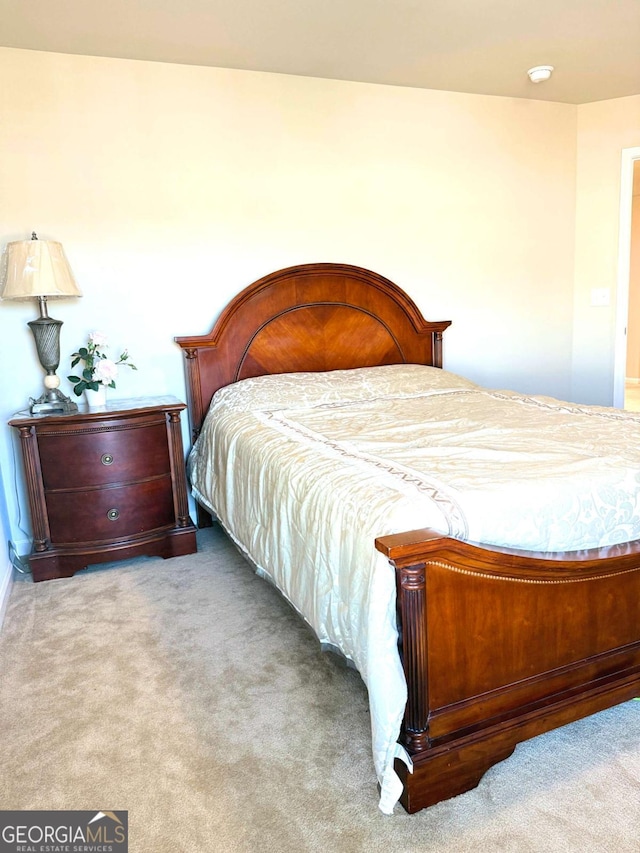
left=613, top=146, right=640, bottom=408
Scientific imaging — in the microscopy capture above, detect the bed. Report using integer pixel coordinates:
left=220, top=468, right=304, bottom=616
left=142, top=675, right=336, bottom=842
left=175, top=262, right=640, bottom=814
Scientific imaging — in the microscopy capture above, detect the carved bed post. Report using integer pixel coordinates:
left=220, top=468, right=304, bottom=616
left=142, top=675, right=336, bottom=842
left=433, top=331, right=444, bottom=368
left=181, top=347, right=203, bottom=445
left=396, top=561, right=430, bottom=752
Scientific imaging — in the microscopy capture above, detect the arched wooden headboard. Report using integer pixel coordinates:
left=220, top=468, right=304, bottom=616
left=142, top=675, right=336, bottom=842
left=175, top=263, right=451, bottom=443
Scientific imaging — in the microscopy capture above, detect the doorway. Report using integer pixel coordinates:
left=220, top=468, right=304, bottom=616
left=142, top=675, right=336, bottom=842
left=614, top=148, right=640, bottom=409
left=624, top=160, right=640, bottom=409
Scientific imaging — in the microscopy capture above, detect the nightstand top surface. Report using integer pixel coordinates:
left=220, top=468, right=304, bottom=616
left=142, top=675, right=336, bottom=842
left=9, top=395, right=186, bottom=426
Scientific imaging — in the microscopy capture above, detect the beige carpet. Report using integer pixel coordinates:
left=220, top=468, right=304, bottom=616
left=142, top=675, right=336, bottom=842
left=1, top=524, right=640, bottom=852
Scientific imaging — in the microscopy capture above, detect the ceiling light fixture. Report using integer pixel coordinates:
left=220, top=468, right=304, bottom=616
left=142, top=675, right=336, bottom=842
left=527, top=65, right=554, bottom=83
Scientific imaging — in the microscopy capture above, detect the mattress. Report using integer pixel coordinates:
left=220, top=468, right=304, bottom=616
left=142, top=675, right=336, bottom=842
left=188, top=363, right=640, bottom=811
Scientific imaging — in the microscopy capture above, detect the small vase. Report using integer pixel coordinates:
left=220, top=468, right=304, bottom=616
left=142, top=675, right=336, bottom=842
left=84, top=385, right=107, bottom=408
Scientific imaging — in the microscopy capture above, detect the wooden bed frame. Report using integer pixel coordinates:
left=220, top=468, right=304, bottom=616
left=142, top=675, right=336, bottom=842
left=176, top=262, right=640, bottom=813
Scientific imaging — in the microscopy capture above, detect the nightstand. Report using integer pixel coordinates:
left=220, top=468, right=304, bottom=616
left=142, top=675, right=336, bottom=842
left=9, top=396, right=197, bottom=582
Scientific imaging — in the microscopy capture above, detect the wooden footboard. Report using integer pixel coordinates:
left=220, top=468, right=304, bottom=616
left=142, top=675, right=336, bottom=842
left=375, top=529, right=640, bottom=813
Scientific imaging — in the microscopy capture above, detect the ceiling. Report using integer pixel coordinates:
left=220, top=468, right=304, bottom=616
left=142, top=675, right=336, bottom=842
left=1, top=0, right=639, bottom=104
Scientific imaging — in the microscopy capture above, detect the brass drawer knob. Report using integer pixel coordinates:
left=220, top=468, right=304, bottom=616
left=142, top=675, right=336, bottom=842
left=101, top=453, right=114, bottom=466
left=107, top=508, right=120, bottom=521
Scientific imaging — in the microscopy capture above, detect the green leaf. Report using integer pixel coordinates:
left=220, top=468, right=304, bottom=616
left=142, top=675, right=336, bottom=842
left=78, top=347, right=88, bottom=357
left=67, top=375, right=82, bottom=383
left=82, top=368, right=93, bottom=381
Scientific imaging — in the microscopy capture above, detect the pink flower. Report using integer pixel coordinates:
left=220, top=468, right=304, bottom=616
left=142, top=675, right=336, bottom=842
left=89, top=331, right=108, bottom=347
left=94, top=358, right=118, bottom=385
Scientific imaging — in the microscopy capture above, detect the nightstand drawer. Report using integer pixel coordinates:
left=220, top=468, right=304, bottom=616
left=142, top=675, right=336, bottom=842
left=46, top=477, right=175, bottom=544
left=39, top=422, right=171, bottom=489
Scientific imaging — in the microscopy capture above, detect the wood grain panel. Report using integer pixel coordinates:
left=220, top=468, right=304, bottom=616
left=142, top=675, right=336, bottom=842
left=175, top=263, right=450, bottom=441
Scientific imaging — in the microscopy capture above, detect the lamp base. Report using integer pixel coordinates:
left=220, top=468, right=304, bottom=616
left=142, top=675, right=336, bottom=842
left=30, top=388, right=78, bottom=415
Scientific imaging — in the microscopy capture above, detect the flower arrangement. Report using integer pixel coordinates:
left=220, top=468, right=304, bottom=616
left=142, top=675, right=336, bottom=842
left=68, top=331, right=136, bottom=396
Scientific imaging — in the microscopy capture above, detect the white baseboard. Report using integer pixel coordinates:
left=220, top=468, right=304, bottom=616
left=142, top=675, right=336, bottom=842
left=0, top=558, right=14, bottom=632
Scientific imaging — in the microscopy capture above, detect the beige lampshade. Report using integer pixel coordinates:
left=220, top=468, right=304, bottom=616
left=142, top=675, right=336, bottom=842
left=1, top=237, right=82, bottom=300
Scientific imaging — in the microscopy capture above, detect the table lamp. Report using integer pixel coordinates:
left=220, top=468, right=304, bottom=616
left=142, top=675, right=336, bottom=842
left=1, top=232, right=82, bottom=413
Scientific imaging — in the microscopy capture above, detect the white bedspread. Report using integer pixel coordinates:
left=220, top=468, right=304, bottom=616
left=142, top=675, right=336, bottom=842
left=188, top=364, right=640, bottom=812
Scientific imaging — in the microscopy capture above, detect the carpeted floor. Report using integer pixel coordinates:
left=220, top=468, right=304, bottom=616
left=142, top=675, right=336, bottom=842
left=1, top=524, right=640, bottom=852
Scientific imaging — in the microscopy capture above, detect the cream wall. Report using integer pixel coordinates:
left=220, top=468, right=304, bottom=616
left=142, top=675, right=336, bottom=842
left=0, top=47, right=579, bottom=559
left=572, top=96, right=640, bottom=404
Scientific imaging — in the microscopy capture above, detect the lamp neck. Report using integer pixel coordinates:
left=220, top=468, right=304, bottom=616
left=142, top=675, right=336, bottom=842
left=37, top=295, right=50, bottom=319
